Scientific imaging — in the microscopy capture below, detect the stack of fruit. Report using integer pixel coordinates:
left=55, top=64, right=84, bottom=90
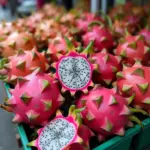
left=0, top=2, right=150, bottom=150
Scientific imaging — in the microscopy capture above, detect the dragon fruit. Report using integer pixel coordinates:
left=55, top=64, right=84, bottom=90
left=47, top=36, right=80, bottom=62
left=76, top=87, right=131, bottom=140
left=123, top=15, right=141, bottom=33
left=0, top=32, right=36, bottom=57
left=91, top=49, right=121, bottom=86
left=0, top=48, right=49, bottom=84
left=116, top=35, right=150, bottom=66
left=139, top=28, right=150, bottom=47
left=52, top=38, right=96, bottom=95
left=116, top=62, right=150, bottom=113
left=27, top=105, right=93, bottom=150
left=76, top=12, right=104, bottom=34
left=0, top=69, right=64, bottom=126
left=82, top=26, right=114, bottom=52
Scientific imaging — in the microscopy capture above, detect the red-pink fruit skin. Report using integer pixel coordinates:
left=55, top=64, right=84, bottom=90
left=139, top=29, right=150, bottom=47
left=117, top=66, right=150, bottom=112
left=7, top=50, right=47, bottom=78
left=116, top=35, right=146, bottom=65
left=82, top=26, right=113, bottom=52
left=76, top=12, right=104, bottom=34
left=11, top=72, right=61, bottom=126
left=76, top=88, right=128, bottom=137
left=91, top=52, right=121, bottom=84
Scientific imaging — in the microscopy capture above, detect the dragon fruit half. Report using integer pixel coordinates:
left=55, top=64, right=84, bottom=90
left=27, top=105, right=93, bottom=150
left=52, top=38, right=97, bottom=96
left=116, top=62, right=150, bottom=113
left=116, top=35, right=150, bottom=66
left=0, top=49, right=49, bottom=85
left=91, top=49, right=121, bottom=86
left=0, top=70, right=64, bottom=126
left=82, top=25, right=114, bottom=52
left=76, top=87, right=131, bottom=140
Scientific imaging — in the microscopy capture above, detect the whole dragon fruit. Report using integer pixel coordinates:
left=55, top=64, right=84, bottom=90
left=116, top=62, right=150, bottom=113
left=116, top=35, right=150, bottom=66
left=52, top=38, right=96, bottom=96
left=82, top=26, right=114, bottom=52
left=27, top=105, right=93, bottom=150
left=139, top=28, right=150, bottom=47
left=0, top=70, right=64, bottom=126
left=76, top=12, right=104, bottom=34
left=91, top=49, right=121, bottom=86
left=47, top=36, right=80, bottom=62
left=0, top=49, right=49, bottom=84
left=76, top=87, right=130, bottom=140
left=0, top=32, right=36, bottom=57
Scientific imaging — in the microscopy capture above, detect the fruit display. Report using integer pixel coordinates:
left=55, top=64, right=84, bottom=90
left=0, top=1, right=150, bottom=150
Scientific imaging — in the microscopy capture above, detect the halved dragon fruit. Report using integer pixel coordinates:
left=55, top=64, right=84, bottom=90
left=52, top=37, right=96, bottom=95
left=27, top=105, right=93, bottom=150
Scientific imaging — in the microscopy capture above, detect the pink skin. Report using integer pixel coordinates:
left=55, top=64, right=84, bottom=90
left=116, top=35, right=146, bottom=65
left=36, top=115, right=78, bottom=150
left=82, top=26, right=113, bottom=52
left=76, top=12, right=104, bottom=34
left=56, top=52, right=93, bottom=92
left=48, top=37, right=79, bottom=62
left=6, top=50, right=47, bottom=81
left=77, top=88, right=128, bottom=138
left=139, top=29, right=150, bottom=47
left=91, top=52, right=121, bottom=84
left=10, top=71, right=61, bottom=126
left=117, top=66, right=150, bottom=112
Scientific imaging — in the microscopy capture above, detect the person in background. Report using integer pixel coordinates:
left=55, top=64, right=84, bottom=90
left=0, top=0, right=7, bottom=9
left=37, top=0, right=45, bottom=9
left=9, top=0, right=18, bottom=16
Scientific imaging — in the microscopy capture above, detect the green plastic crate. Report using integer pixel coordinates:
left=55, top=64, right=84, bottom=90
left=132, top=118, right=150, bottom=150
left=93, top=124, right=140, bottom=150
left=4, top=83, right=141, bottom=150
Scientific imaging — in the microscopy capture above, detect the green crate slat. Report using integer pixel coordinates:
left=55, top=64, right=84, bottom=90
left=132, top=118, right=150, bottom=150
left=4, top=83, right=142, bottom=150
left=93, top=124, right=140, bottom=150
left=4, top=83, right=31, bottom=150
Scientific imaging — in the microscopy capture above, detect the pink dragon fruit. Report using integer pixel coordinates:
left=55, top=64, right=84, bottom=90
left=139, top=28, right=150, bottom=47
left=116, top=62, right=150, bottom=113
left=27, top=105, right=93, bottom=150
left=116, top=35, right=150, bottom=66
left=52, top=38, right=97, bottom=96
left=76, top=12, right=104, bottom=34
left=91, top=49, right=121, bottom=86
left=76, top=87, right=130, bottom=140
left=0, top=69, right=64, bottom=126
left=0, top=48, right=49, bottom=85
left=47, top=36, right=80, bottom=62
left=82, top=26, right=114, bottom=52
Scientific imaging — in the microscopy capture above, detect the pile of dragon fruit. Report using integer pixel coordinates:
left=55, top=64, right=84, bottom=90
left=0, top=2, right=150, bottom=150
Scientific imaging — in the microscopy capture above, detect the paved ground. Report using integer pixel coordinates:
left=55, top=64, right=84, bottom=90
left=0, top=7, right=21, bottom=150
left=0, top=82, right=22, bottom=150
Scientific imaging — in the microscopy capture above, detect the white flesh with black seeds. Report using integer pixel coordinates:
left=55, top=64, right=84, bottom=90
left=38, top=118, right=76, bottom=150
left=58, top=56, right=91, bottom=90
